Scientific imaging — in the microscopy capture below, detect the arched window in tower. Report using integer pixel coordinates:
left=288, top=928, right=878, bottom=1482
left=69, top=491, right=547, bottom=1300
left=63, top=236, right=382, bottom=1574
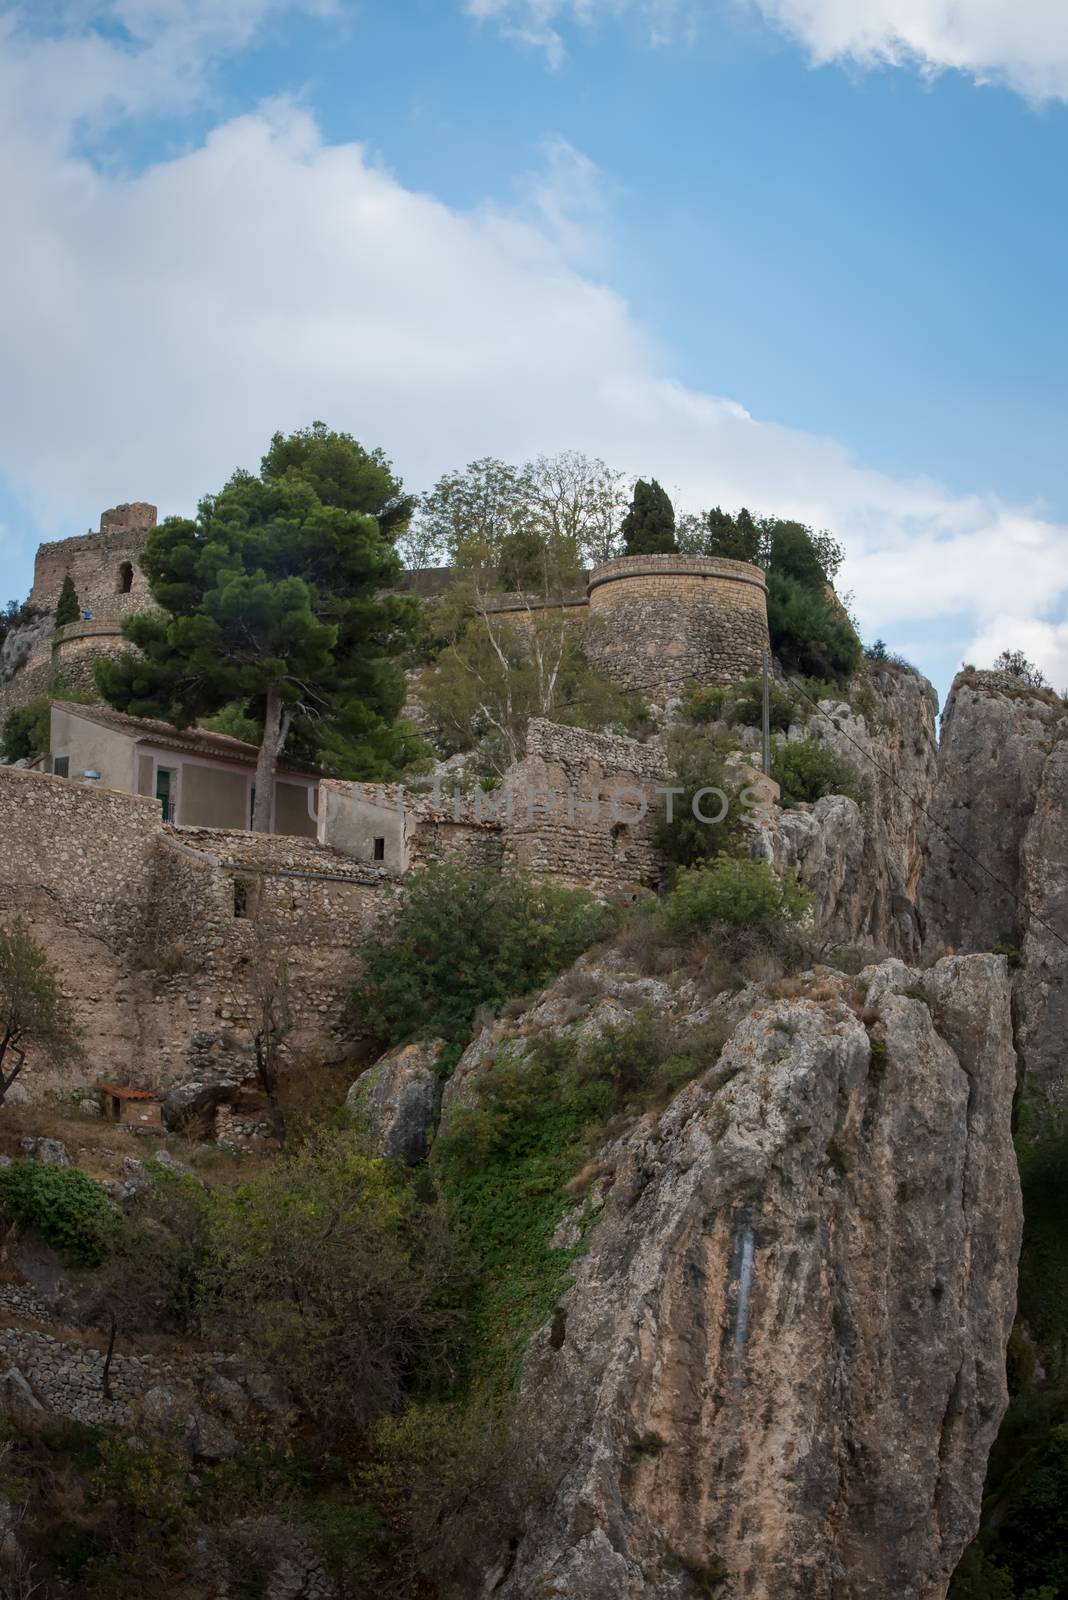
left=117, top=561, right=134, bottom=594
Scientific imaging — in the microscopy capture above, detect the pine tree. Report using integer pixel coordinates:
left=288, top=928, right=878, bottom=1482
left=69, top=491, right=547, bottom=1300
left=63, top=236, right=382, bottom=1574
left=54, top=574, right=80, bottom=628
left=621, top=479, right=676, bottom=555
left=96, top=427, right=419, bottom=833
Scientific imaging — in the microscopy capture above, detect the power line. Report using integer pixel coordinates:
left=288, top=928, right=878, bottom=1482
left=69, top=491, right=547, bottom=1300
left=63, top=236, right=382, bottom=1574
left=781, top=670, right=1068, bottom=956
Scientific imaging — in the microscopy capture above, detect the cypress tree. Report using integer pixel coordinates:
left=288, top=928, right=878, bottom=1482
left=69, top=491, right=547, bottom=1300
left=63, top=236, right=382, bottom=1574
left=54, top=574, right=80, bottom=628
left=621, top=479, right=676, bottom=555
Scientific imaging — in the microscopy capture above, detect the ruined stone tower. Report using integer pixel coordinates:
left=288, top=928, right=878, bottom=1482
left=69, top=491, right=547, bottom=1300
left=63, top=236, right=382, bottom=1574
left=0, top=504, right=158, bottom=719
left=584, top=553, right=770, bottom=701
left=28, top=503, right=157, bottom=618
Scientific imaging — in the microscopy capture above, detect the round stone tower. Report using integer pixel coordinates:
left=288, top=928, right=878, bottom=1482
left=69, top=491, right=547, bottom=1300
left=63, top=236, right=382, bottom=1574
left=585, top=553, right=770, bottom=701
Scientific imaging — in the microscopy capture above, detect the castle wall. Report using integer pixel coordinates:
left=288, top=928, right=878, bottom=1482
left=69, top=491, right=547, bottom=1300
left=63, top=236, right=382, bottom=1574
left=585, top=554, right=770, bottom=701
left=318, top=776, right=505, bottom=873
left=29, top=503, right=156, bottom=617
left=505, top=718, right=668, bottom=896
left=0, top=769, right=385, bottom=1097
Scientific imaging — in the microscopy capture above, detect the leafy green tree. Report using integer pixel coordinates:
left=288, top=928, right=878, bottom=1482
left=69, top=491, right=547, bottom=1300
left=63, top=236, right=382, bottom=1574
left=621, top=478, right=676, bottom=555
left=0, top=917, right=81, bottom=1104
left=420, top=617, right=645, bottom=773
left=54, top=573, right=81, bottom=628
left=204, top=1130, right=456, bottom=1440
left=417, top=458, right=535, bottom=583
left=97, top=429, right=418, bottom=831
left=524, top=451, right=626, bottom=567
left=765, top=570, right=861, bottom=681
left=654, top=728, right=744, bottom=870
left=1, top=697, right=50, bottom=763
left=261, top=419, right=413, bottom=536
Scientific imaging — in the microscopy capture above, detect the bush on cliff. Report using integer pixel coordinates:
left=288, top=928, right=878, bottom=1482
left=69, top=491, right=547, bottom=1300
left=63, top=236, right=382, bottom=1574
left=662, top=855, right=811, bottom=936
left=655, top=728, right=746, bottom=872
left=354, top=863, right=610, bottom=1055
left=770, top=738, right=866, bottom=807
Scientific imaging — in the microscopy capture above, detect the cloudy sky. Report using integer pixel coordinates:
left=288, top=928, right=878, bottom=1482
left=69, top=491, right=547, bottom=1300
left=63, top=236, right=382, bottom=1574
left=1, top=0, right=1067, bottom=703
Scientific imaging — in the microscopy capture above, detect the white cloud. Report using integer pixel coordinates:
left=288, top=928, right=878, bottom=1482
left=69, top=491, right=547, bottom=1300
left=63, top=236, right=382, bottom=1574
left=464, top=0, right=688, bottom=64
left=467, top=0, right=1068, bottom=101
left=748, top=0, right=1068, bottom=103
left=965, top=616, right=1068, bottom=689
left=1, top=2, right=1067, bottom=699
left=0, top=0, right=335, bottom=135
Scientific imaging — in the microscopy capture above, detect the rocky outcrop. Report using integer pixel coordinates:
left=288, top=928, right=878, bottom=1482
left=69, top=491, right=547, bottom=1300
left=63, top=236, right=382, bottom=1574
left=743, top=664, right=938, bottom=956
left=481, top=954, right=1020, bottom=1600
left=161, top=1076, right=240, bottom=1131
left=919, top=669, right=1068, bottom=1118
left=347, top=1039, right=444, bottom=1164
left=796, top=664, right=938, bottom=953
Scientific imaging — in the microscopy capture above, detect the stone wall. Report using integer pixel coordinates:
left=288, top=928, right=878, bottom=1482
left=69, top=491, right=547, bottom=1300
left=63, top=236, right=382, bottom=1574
left=0, top=1323, right=241, bottom=1430
left=585, top=554, right=770, bottom=701
left=0, top=766, right=162, bottom=949
left=505, top=718, right=668, bottom=895
left=0, top=771, right=388, bottom=1094
left=28, top=504, right=156, bottom=615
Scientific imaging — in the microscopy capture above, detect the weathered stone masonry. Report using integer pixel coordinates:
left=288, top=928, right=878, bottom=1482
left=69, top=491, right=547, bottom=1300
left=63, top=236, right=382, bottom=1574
left=0, top=766, right=383, bottom=1092
left=585, top=553, right=770, bottom=700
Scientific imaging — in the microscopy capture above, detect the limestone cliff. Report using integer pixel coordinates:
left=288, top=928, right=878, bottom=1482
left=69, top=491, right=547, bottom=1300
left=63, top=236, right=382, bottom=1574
left=918, top=668, right=1068, bottom=1118
left=752, top=662, right=938, bottom=955
left=450, top=952, right=1020, bottom=1600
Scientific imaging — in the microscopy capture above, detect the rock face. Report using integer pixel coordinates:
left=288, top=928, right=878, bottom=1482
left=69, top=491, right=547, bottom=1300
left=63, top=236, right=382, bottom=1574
left=346, top=1039, right=444, bottom=1164
left=747, top=663, right=938, bottom=956
left=487, top=954, right=1020, bottom=1600
left=919, top=669, right=1068, bottom=1118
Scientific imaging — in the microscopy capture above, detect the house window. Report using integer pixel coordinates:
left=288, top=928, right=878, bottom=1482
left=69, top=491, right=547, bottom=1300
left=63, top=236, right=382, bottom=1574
left=118, top=561, right=134, bottom=594
left=233, top=880, right=249, bottom=919
left=373, top=836, right=386, bottom=862
left=52, top=756, right=69, bottom=778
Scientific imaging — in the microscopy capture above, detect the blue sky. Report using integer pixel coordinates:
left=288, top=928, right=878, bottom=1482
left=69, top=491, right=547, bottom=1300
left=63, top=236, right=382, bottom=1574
left=1, top=0, right=1067, bottom=701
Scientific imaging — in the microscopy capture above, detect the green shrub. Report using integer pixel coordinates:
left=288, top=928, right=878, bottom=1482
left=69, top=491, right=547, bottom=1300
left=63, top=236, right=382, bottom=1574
left=681, top=682, right=731, bottom=723
left=662, top=856, right=811, bottom=936
left=434, top=1038, right=599, bottom=1383
left=766, top=570, right=862, bottom=683
left=0, top=1161, right=120, bottom=1265
left=771, top=738, right=866, bottom=806
left=1, top=697, right=51, bottom=763
left=722, top=676, right=799, bottom=733
left=655, top=729, right=745, bottom=871
left=355, top=863, right=610, bottom=1053
left=203, top=1129, right=456, bottom=1439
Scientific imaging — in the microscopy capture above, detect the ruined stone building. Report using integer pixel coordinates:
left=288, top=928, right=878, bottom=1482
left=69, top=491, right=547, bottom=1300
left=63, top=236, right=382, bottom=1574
left=0, top=499, right=778, bottom=1102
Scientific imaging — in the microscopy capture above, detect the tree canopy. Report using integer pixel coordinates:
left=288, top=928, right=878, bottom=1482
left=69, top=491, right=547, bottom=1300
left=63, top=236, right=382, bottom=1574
left=621, top=478, right=676, bottom=555
left=97, top=427, right=419, bottom=831
left=261, top=420, right=413, bottom=537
